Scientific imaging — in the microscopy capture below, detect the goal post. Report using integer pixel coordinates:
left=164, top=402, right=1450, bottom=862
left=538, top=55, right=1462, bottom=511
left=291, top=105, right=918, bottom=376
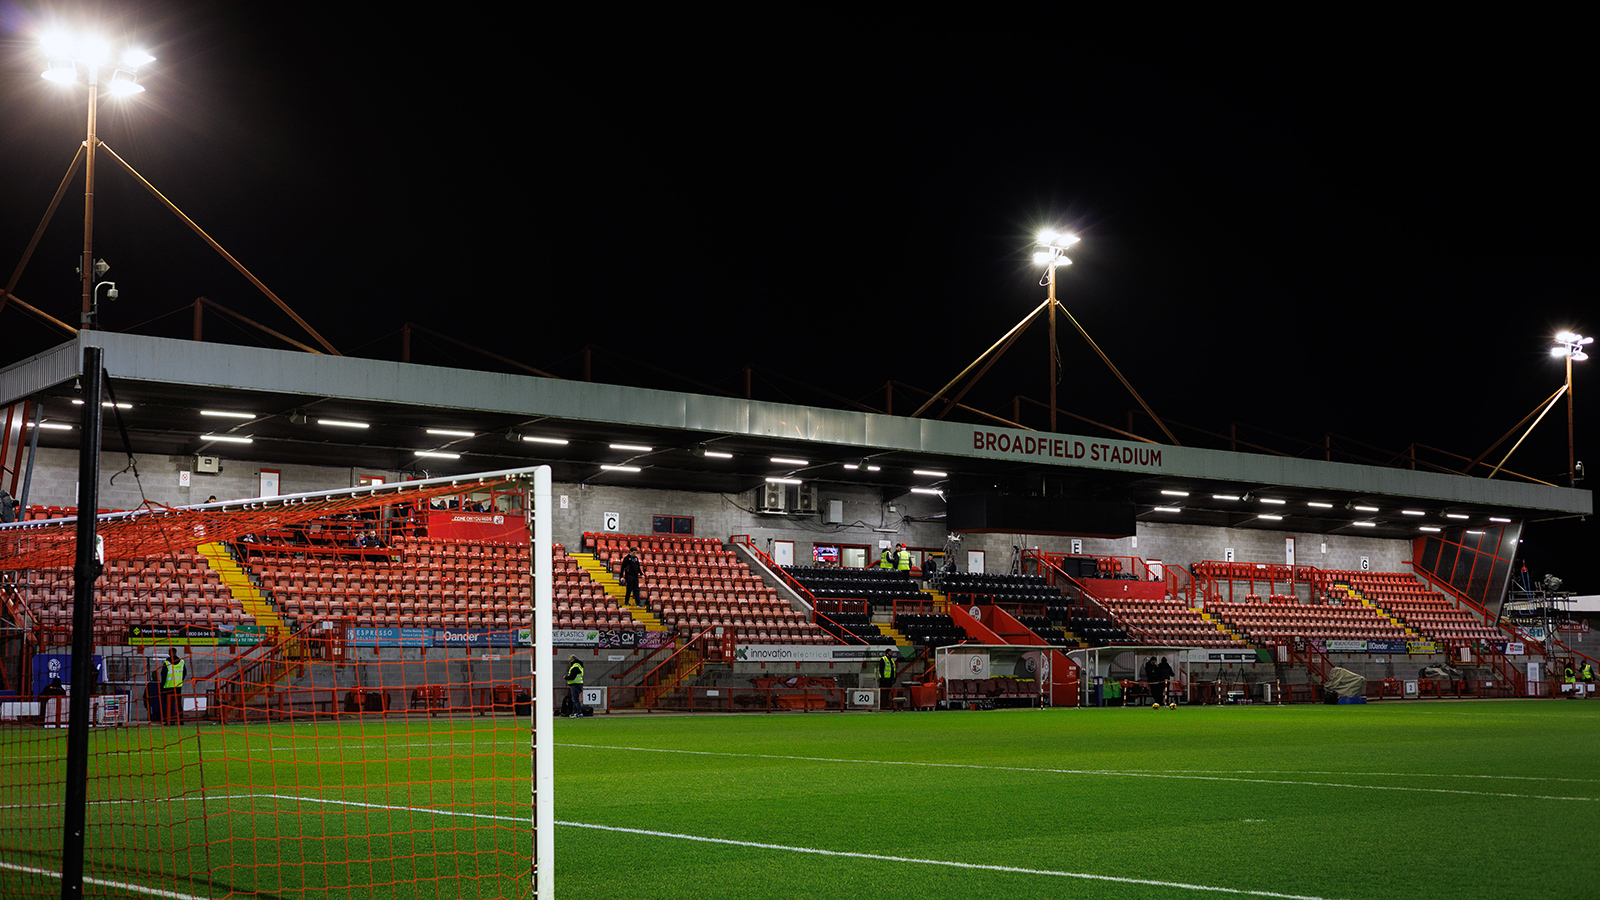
left=0, top=464, right=556, bottom=899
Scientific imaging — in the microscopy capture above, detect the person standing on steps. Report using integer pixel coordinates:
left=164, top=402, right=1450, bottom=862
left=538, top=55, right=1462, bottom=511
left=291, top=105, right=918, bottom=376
left=620, top=547, right=643, bottom=607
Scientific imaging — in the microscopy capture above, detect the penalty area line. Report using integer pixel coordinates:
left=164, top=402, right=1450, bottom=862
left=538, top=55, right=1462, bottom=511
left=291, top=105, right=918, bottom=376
left=0, top=859, right=207, bottom=900
left=562, top=820, right=1349, bottom=900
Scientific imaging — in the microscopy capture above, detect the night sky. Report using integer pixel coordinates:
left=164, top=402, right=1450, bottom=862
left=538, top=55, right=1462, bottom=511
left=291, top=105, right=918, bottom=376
left=1, top=5, right=1593, bottom=587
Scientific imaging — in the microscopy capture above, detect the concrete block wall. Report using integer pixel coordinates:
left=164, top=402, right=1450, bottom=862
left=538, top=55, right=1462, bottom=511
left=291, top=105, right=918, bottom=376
left=22, top=447, right=404, bottom=511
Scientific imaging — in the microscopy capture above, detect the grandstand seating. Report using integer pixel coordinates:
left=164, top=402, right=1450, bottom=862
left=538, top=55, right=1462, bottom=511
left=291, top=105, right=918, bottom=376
left=583, top=532, right=836, bottom=645
left=1049, top=607, right=1134, bottom=646
left=893, top=613, right=967, bottom=648
left=1096, top=596, right=1249, bottom=648
left=782, top=566, right=923, bottom=607
left=1329, top=571, right=1500, bottom=641
left=943, top=572, right=1065, bottom=606
left=246, top=537, right=535, bottom=629
left=816, top=611, right=896, bottom=645
left=1207, top=597, right=1410, bottom=644
left=16, top=550, right=252, bottom=632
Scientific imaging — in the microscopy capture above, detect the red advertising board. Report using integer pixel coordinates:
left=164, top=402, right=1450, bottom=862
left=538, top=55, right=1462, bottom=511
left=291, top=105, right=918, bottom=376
left=426, top=511, right=529, bottom=544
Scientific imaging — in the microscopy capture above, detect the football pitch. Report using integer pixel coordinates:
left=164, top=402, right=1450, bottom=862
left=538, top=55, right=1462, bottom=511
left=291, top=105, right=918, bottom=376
left=3, top=700, right=1598, bottom=899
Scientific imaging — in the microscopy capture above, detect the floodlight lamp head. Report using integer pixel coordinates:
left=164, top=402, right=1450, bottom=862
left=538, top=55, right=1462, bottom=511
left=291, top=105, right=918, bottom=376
left=1557, top=331, right=1579, bottom=343
left=108, top=69, right=144, bottom=96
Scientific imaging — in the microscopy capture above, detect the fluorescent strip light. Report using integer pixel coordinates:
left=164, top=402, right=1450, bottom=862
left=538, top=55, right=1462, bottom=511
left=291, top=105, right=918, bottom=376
left=1153, top=506, right=1181, bottom=513
left=1352, top=521, right=1377, bottom=528
left=1307, top=501, right=1333, bottom=508
left=1160, top=490, right=1189, bottom=497
left=200, top=434, right=252, bottom=444
left=1419, top=526, right=1441, bottom=532
left=843, top=464, right=859, bottom=470
left=766, top=476, right=801, bottom=484
left=1466, top=530, right=1485, bottom=535
left=73, top=400, right=131, bottom=409
left=1212, top=494, right=1240, bottom=501
left=601, top=465, right=641, bottom=473
left=914, top=469, right=949, bottom=478
left=415, top=450, right=460, bottom=459
left=770, top=457, right=809, bottom=466
left=1489, top=517, right=1511, bottom=523
left=911, top=488, right=943, bottom=495
left=1401, top=510, right=1425, bottom=516
left=426, top=428, right=475, bottom=438
left=1354, top=505, right=1379, bottom=512
left=1258, top=498, right=1286, bottom=505
left=609, top=443, right=652, bottom=452
left=1258, top=514, right=1283, bottom=521
left=702, top=450, right=733, bottom=459
left=31, top=423, right=72, bottom=430
left=318, top=419, right=368, bottom=429
left=1445, top=513, right=1469, bottom=520
left=523, top=436, right=569, bottom=445
left=867, top=465, right=881, bottom=472
left=201, top=410, right=254, bottom=419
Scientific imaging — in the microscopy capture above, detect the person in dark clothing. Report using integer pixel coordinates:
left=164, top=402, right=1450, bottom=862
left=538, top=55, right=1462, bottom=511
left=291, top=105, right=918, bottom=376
left=619, top=547, right=643, bottom=606
left=39, top=677, right=66, bottom=697
left=1151, top=656, right=1176, bottom=708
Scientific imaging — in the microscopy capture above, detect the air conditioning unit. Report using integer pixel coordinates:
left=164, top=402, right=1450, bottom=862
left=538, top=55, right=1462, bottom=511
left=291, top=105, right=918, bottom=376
left=195, top=455, right=220, bottom=474
left=759, top=482, right=786, bottom=511
left=795, top=484, right=819, bottom=514
left=822, top=499, right=844, bottom=524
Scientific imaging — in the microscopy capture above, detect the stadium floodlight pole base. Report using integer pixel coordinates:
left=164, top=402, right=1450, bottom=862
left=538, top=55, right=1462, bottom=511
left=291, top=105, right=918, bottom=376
left=530, top=466, right=555, bottom=900
left=61, top=345, right=104, bottom=900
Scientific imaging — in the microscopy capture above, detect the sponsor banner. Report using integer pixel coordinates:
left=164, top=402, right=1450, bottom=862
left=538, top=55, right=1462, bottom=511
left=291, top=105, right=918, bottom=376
left=1406, top=640, right=1440, bottom=655
left=217, top=624, right=266, bottom=646
left=1201, top=649, right=1257, bottom=663
left=1326, top=640, right=1368, bottom=653
left=734, top=644, right=882, bottom=663
left=1486, top=641, right=1527, bottom=656
left=1558, top=620, right=1590, bottom=633
left=1366, top=640, right=1409, bottom=654
left=346, top=627, right=429, bottom=647
left=433, top=629, right=518, bottom=648
left=548, top=629, right=670, bottom=649
left=128, top=624, right=220, bottom=646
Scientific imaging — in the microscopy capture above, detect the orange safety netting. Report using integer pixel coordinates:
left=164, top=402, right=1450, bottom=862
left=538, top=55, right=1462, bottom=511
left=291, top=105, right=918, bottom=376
left=0, top=469, right=538, bottom=573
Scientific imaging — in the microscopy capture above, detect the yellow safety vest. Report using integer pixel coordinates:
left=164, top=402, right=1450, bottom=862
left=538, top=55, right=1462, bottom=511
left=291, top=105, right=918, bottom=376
left=895, top=550, right=912, bottom=571
left=878, top=552, right=894, bottom=569
left=162, top=658, right=186, bottom=689
left=566, top=662, right=584, bottom=685
left=879, top=655, right=895, bottom=679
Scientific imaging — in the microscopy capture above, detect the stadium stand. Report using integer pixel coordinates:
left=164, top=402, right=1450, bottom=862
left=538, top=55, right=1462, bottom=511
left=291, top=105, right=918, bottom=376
left=1328, top=570, right=1500, bottom=641
left=17, top=549, right=252, bottom=634
left=1096, top=595, right=1250, bottom=648
left=581, top=532, right=838, bottom=645
left=1206, top=597, right=1411, bottom=644
left=782, top=565, right=923, bottom=611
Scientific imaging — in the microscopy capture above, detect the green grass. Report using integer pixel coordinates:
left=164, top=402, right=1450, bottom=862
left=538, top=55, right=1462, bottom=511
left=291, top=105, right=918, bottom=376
left=4, top=701, right=1599, bottom=898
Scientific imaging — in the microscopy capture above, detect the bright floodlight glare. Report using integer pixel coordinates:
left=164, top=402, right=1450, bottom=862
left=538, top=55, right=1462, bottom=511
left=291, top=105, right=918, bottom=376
left=108, top=71, right=144, bottom=96
left=1553, top=346, right=1570, bottom=357
left=76, top=36, right=111, bottom=66
left=121, top=48, right=155, bottom=67
left=1557, top=331, right=1579, bottom=343
left=42, top=61, right=76, bottom=84
left=1032, top=251, right=1054, bottom=266
left=40, top=31, right=75, bottom=58
left=1038, top=230, right=1058, bottom=244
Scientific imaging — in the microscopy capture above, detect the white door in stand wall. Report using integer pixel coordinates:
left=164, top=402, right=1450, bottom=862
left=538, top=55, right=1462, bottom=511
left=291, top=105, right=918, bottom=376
left=773, top=541, right=794, bottom=567
left=966, top=550, right=985, bottom=573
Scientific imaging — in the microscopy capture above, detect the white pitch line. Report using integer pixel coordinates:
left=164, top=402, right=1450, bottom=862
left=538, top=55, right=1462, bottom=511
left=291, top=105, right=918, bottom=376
left=180, top=792, right=1354, bottom=900
left=561, top=820, right=1350, bottom=900
left=557, top=743, right=1600, bottom=802
left=1153, top=768, right=1600, bottom=784
left=0, top=859, right=208, bottom=900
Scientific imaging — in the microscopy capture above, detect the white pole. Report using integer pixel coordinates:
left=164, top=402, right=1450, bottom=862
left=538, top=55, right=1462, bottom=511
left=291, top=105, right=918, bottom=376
left=532, top=466, right=555, bottom=899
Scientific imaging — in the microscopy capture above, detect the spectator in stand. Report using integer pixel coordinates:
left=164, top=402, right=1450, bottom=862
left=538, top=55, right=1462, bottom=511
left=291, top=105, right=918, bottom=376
left=878, top=547, right=895, bottom=569
left=922, top=554, right=939, bottom=585
left=619, top=547, right=643, bottom=606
